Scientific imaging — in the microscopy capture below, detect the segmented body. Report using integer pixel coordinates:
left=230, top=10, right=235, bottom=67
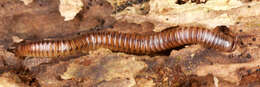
left=14, top=26, right=237, bottom=57
left=176, top=0, right=208, bottom=4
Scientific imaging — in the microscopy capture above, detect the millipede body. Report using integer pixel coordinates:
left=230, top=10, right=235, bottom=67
left=176, top=0, right=208, bottom=4
left=13, top=26, right=237, bottom=57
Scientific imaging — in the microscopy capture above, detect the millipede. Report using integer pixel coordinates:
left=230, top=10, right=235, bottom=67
left=176, top=0, right=208, bottom=4
left=10, top=26, right=238, bottom=57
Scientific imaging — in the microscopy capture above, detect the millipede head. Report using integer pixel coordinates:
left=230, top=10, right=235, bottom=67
left=6, top=43, right=25, bottom=58
left=7, top=40, right=29, bottom=57
left=7, top=41, right=23, bottom=53
left=7, top=46, right=15, bottom=53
